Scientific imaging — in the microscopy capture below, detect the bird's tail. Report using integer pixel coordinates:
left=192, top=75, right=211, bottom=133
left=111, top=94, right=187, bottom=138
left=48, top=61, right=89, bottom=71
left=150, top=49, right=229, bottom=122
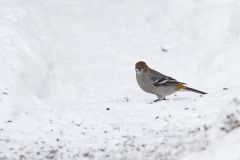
left=184, top=86, right=207, bottom=95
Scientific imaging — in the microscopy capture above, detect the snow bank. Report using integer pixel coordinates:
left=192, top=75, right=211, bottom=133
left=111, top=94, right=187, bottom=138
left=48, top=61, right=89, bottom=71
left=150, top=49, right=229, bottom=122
left=0, top=4, right=51, bottom=118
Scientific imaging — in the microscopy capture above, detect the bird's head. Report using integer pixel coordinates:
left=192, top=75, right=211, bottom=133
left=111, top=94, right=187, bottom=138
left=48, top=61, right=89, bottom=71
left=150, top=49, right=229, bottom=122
left=135, top=61, right=148, bottom=74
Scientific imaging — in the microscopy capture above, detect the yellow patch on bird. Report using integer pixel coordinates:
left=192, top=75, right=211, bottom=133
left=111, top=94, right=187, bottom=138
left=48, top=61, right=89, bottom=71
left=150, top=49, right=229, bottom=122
left=176, top=83, right=185, bottom=90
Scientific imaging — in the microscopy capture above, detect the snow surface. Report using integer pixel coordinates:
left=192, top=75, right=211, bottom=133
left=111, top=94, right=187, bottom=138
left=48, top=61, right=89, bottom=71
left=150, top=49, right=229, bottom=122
left=0, top=0, right=240, bottom=159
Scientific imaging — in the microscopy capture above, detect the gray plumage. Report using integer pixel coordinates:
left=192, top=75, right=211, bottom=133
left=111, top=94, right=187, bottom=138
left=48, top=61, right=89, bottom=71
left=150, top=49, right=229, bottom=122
left=135, top=61, right=207, bottom=102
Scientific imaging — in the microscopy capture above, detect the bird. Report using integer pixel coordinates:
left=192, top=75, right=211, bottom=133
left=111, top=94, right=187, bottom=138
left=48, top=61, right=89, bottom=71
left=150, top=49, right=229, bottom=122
left=135, top=61, right=207, bottom=102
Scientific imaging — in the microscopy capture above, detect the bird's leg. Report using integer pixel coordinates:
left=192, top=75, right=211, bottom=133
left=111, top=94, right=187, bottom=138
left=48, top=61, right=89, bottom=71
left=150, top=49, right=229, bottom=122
left=153, top=95, right=163, bottom=102
left=162, top=97, right=168, bottom=100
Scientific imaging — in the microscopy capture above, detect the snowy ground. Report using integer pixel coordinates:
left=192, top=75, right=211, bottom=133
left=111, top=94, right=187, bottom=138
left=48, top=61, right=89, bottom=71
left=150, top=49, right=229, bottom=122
left=1, top=0, right=240, bottom=159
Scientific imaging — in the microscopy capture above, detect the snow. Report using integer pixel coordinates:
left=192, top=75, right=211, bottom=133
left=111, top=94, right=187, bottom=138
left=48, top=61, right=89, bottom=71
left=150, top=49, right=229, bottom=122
left=0, top=0, right=240, bottom=159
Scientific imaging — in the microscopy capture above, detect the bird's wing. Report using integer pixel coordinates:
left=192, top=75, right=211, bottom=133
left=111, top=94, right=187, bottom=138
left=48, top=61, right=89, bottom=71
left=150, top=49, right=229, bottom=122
left=149, top=69, right=185, bottom=86
left=151, top=76, right=177, bottom=86
left=151, top=76, right=185, bottom=86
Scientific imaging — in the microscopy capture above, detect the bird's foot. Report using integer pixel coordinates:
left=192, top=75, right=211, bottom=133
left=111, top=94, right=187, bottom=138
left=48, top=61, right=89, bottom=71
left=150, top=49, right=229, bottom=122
left=153, top=98, right=161, bottom=102
left=147, top=97, right=168, bottom=104
left=153, top=97, right=168, bottom=102
left=146, top=99, right=160, bottom=104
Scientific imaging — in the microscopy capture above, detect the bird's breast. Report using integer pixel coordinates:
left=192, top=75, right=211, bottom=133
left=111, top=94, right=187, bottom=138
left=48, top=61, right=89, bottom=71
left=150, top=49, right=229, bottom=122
left=136, top=74, right=155, bottom=94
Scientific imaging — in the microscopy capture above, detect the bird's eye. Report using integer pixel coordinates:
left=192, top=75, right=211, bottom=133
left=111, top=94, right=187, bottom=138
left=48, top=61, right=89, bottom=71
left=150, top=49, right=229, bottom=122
left=135, top=67, right=141, bottom=72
